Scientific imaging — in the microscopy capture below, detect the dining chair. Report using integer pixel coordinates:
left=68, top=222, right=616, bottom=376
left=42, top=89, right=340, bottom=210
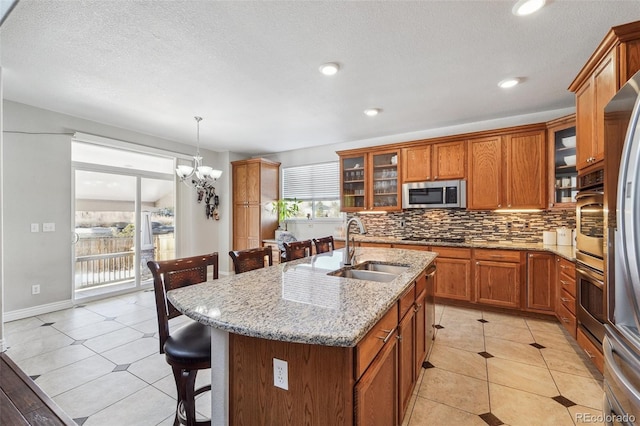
left=312, top=236, right=335, bottom=254
left=284, top=239, right=313, bottom=261
left=229, top=246, right=273, bottom=274
left=148, top=253, right=219, bottom=426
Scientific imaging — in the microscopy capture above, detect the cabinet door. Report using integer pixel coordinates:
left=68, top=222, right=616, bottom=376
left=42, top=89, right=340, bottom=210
left=233, top=204, right=248, bottom=251
left=355, top=333, right=398, bottom=426
left=341, top=154, right=367, bottom=212
left=246, top=162, right=261, bottom=204
left=247, top=204, right=261, bottom=249
left=505, top=130, right=546, bottom=209
left=397, top=309, right=415, bottom=424
left=468, top=136, right=502, bottom=209
left=526, top=252, right=555, bottom=312
left=593, top=50, right=617, bottom=165
left=233, top=163, right=249, bottom=204
left=475, top=260, right=521, bottom=308
left=414, top=290, right=427, bottom=376
left=433, top=257, right=472, bottom=301
left=575, top=80, right=594, bottom=170
left=370, top=150, right=401, bottom=211
left=432, top=140, right=466, bottom=180
left=402, top=145, right=431, bottom=182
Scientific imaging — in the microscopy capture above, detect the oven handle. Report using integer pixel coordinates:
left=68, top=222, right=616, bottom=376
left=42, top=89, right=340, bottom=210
left=575, top=190, right=604, bottom=200
left=576, top=267, right=605, bottom=290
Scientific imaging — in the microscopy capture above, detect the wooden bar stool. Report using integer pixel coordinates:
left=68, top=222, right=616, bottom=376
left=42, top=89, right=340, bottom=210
left=284, top=239, right=313, bottom=261
left=312, top=236, right=335, bottom=254
left=148, top=253, right=219, bottom=426
left=229, top=246, right=273, bottom=274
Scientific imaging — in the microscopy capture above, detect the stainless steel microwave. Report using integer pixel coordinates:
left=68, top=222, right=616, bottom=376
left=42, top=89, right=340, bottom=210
left=402, top=180, right=466, bottom=209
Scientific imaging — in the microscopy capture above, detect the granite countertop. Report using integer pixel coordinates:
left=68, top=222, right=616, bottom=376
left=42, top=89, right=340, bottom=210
left=167, top=247, right=436, bottom=348
left=329, top=235, right=577, bottom=261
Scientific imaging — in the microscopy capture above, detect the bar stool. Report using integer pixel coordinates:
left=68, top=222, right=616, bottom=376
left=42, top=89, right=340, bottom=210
left=312, top=236, right=335, bottom=254
left=148, top=253, right=219, bottom=426
left=283, top=239, right=312, bottom=261
left=229, top=247, right=273, bottom=274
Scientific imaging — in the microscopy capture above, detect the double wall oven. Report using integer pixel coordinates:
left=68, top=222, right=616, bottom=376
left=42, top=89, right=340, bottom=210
left=575, top=168, right=606, bottom=345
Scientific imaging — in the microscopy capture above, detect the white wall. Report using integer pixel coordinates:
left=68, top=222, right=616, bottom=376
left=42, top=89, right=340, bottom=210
left=0, top=67, right=5, bottom=349
left=2, top=101, right=232, bottom=319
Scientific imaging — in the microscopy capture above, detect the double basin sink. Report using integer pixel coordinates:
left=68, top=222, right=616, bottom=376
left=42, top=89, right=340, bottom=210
left=328, top=261, right=410, bottom=283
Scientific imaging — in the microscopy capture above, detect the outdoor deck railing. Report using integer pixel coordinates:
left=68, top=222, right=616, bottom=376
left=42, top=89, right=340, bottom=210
left=75, top=251, right=135, bottom=289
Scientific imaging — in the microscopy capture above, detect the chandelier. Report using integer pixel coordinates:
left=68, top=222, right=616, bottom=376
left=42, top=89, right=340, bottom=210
left=176, top=116, right=222, bottom=219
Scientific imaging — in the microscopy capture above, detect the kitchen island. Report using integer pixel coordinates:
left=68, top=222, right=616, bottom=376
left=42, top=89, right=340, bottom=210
left=167, top=247, right=437, bottom=425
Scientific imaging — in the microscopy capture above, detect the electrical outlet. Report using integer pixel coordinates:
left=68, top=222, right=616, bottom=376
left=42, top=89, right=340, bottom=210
left=32, top=284, right=40, bottom=295
left=400, top=220, right=406, bottom=228
left=273, top=358, right=288, bottom=390
left=43, top=223, right=55, bottom=232
left=31, top=223, right=40, bottom=232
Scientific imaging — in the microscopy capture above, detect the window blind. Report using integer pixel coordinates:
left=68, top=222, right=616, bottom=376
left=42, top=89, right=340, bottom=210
left=282, top=162, right=340, bottom=200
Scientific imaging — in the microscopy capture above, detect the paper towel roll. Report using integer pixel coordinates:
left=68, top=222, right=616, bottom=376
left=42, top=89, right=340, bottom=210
left=543, top=231, right=557, bottom=245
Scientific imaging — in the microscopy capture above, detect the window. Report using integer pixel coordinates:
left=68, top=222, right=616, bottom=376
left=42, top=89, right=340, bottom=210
left=282, top=162, right=342, bottom=219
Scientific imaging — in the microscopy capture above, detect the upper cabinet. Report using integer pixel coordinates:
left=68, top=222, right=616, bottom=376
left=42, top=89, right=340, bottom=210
left=340, top=148, right=402, bottom=212
left=402, top=140, right=466, bottom=182
left=569, top=21, right=640, bottom=172
left=467, top=127, right=546, bottom=210
left=547, top=115, right=578, bottom=209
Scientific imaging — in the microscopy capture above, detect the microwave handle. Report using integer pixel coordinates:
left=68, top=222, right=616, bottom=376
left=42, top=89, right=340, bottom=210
left=575, top=190, right=604, bottom=200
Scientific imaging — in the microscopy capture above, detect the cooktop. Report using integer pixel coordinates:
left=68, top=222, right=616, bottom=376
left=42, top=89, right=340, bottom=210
left=401, top=236, right=465, bottom=243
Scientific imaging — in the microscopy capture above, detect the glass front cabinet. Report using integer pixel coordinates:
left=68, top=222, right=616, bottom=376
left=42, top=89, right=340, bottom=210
left=547, top=115, right=578, bottom=209
left=340, top=148, right=402, bottom=212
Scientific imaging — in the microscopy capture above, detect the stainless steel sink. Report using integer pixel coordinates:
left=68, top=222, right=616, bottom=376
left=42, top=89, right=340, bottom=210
left=351, top=261, right=409, bottom=275
left=330, top=269, right=398, bottom=282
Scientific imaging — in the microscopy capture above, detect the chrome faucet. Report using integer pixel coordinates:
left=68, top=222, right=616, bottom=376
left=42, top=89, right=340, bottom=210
left=344, top=216, right=367, bottom=266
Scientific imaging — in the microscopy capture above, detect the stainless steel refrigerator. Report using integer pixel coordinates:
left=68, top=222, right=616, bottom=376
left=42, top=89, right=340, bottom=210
left=604, top=69, right=640, bottom=425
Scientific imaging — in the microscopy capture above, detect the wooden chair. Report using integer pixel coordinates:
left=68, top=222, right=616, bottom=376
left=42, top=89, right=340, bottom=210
left=313, top=236, right=335, bottom=254
left=148, top=253, right=219, bottom=426
left=284, top=239, right=313, bottom=261
left=229, top=247, right=273, bottom=274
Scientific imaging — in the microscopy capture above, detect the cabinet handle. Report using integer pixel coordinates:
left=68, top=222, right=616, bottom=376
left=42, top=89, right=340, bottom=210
left=476, top=262, right=480, bottom=265
left=396, top=334, right=403, bottom=341
left=426, top=176, right=430, bottom=180
left=561, top=317, right=570, bottom=323
left=434, top=176, right=438, bottom=179
left=557, top=258, right=560, bottom=262
left=490, top=255, right=503, bottom=259
left=378, top=328, right=395, bottom=344
left=508, top=204, right=512, bottom=207
left=414, top=303, right=422, bottom=313
left=583, top=348, right=595, bottom=359
left=498, top=204, right=502, bottom=208
left=561, top=297, right=570, bottom=302
left=529, top=254, right=533, bottom=258
left=560, top=265, right=567, bottom=269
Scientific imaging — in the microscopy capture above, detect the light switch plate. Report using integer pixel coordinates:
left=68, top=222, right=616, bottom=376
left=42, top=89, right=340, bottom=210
left=31, top=223, right=39, bottom=233
left=43, top=223, right=55, bottom=232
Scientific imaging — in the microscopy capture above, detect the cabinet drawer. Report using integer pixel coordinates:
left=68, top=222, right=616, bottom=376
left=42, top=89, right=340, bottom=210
left=414, top=271, right=427, bottom=295
left=558, top=271, right=576, bottom=298
left=556, top=303, right=576, bottom=339
left=558, top=258, right=576, bottom=279
left=356, top=303, right=399, bottom=379
left=399, top=283, right=416, bottom=320
left=474, top=249, right=521, bottom=262
left=577, top=328, right=604, bottom=373
left=559, top=289, right=576, bottom=315
left=430, top=246, right=471, bottom=259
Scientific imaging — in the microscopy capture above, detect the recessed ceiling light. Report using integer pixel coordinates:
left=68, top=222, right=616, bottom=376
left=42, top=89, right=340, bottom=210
left=364, top=108, right=382, bottom=117
left=498, top=78, right=521, bottom=89
left=512, top=0, right=545, bottom=16
left=319, top=62, right=340, bottom=76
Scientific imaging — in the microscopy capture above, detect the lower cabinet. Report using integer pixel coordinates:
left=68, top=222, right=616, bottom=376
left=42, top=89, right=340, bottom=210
left=526, top=252, right=555, bottom=313
left=397, top=303, right=415, bottom=423
left=555, top=256, right=577, bottom=338
left=355, top=330, right=399, bottom=426
left=474, top=249, right=523, bottom=309
left=431, top=246, right=472, bottom=301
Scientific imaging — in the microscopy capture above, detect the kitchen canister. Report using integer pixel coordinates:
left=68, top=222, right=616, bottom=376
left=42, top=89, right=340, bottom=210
left=556, top=227, right=573, bottom=246
left=543, top=231, right=557, bottom=245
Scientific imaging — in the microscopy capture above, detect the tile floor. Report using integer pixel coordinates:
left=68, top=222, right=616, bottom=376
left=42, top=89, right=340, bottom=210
left=3, top=291, right=604, bottom=426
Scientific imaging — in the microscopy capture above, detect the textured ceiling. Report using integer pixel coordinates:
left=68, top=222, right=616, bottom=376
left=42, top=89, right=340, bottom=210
left=2, top=1, right=640, bottom=155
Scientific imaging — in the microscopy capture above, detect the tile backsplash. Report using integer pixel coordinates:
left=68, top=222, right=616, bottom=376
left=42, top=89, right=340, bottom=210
left=350, top=209, right=576, bottom=243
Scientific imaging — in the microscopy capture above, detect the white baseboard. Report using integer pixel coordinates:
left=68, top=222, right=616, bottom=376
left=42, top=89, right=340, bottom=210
left=0, top=339, right=6, bottom=352
left=3, top=299, right=74, bottom=323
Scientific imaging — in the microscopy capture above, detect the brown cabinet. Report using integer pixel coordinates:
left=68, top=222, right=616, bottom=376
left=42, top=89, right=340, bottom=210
left=468, top=129, right=546, bottom=210
left=555, top=256, right=577, bottom=338
left=431, top=246, right=472, bottom=302
left=546, top=115, right=577, bottom=209
left=474, top=249, right=523, bottom=309
left=397, top=297, right=415, bottom=424
left=526, top=252, right=555, bottom=313
left=232, top=158, right=280, bottom=251
left=577, top=328, right=604, bottom=373
left=340, top=148, right=401, bottom=212
left=569, top=21, right=640, bottom=172
left=402, top=140, right=465, bottom=182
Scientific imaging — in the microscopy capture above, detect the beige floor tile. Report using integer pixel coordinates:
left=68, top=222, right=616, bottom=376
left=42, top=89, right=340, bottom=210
left=114, top=307, right=157, bottom=326
left=530, top=328, right=581, bottom=353
left=484, top=336, right=546, bottom=368
left=83, top=326, right=145, bottom=353
left=550, top=370, right=604, bottom=410
left=63, top=319, right=126, bottom=341
left=49, top=310, right=109, bottom=333
left=6, top=331, right=74, bottom=362
left=85, top=300, right=149, bottom=318
left=5, top=323, right=67, bottom=347
left=568, top=405, right=605, bottom=426
left=35, top=355, right=115, bottom=397
left=489, top=382, right=575, bottom=426
left=484, top=321, right=535, bottom=344
left=482, top=311, right=529, bottom=329
left=100, top=336, right=159, bottom=365
left=408, top=397, right=488, bottom=426
left=127, top=352, right=172, bottom=384
left=417, top=368, right=490, bottom=415
left=487, top=357, right=559, bottom=397
left=434, top=325, right=486, bottom=353
left=130, top=317, right=159, bottom=334
left=15, top=344, right=95, bottom=376
left=4, top=316, right=45, bottom=333
left=83, top=385, right=176, bottom=426
left=440, top=305, right=483, bottom=322
left=429, top=343, right=487, bottom=380
left=541, top=347, right=598, bottom=378
left=526, top=317, right=567, bottom=335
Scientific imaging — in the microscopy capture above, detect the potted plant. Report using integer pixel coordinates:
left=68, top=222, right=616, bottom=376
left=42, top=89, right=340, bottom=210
left=271, top=198, right=301, bottom=237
